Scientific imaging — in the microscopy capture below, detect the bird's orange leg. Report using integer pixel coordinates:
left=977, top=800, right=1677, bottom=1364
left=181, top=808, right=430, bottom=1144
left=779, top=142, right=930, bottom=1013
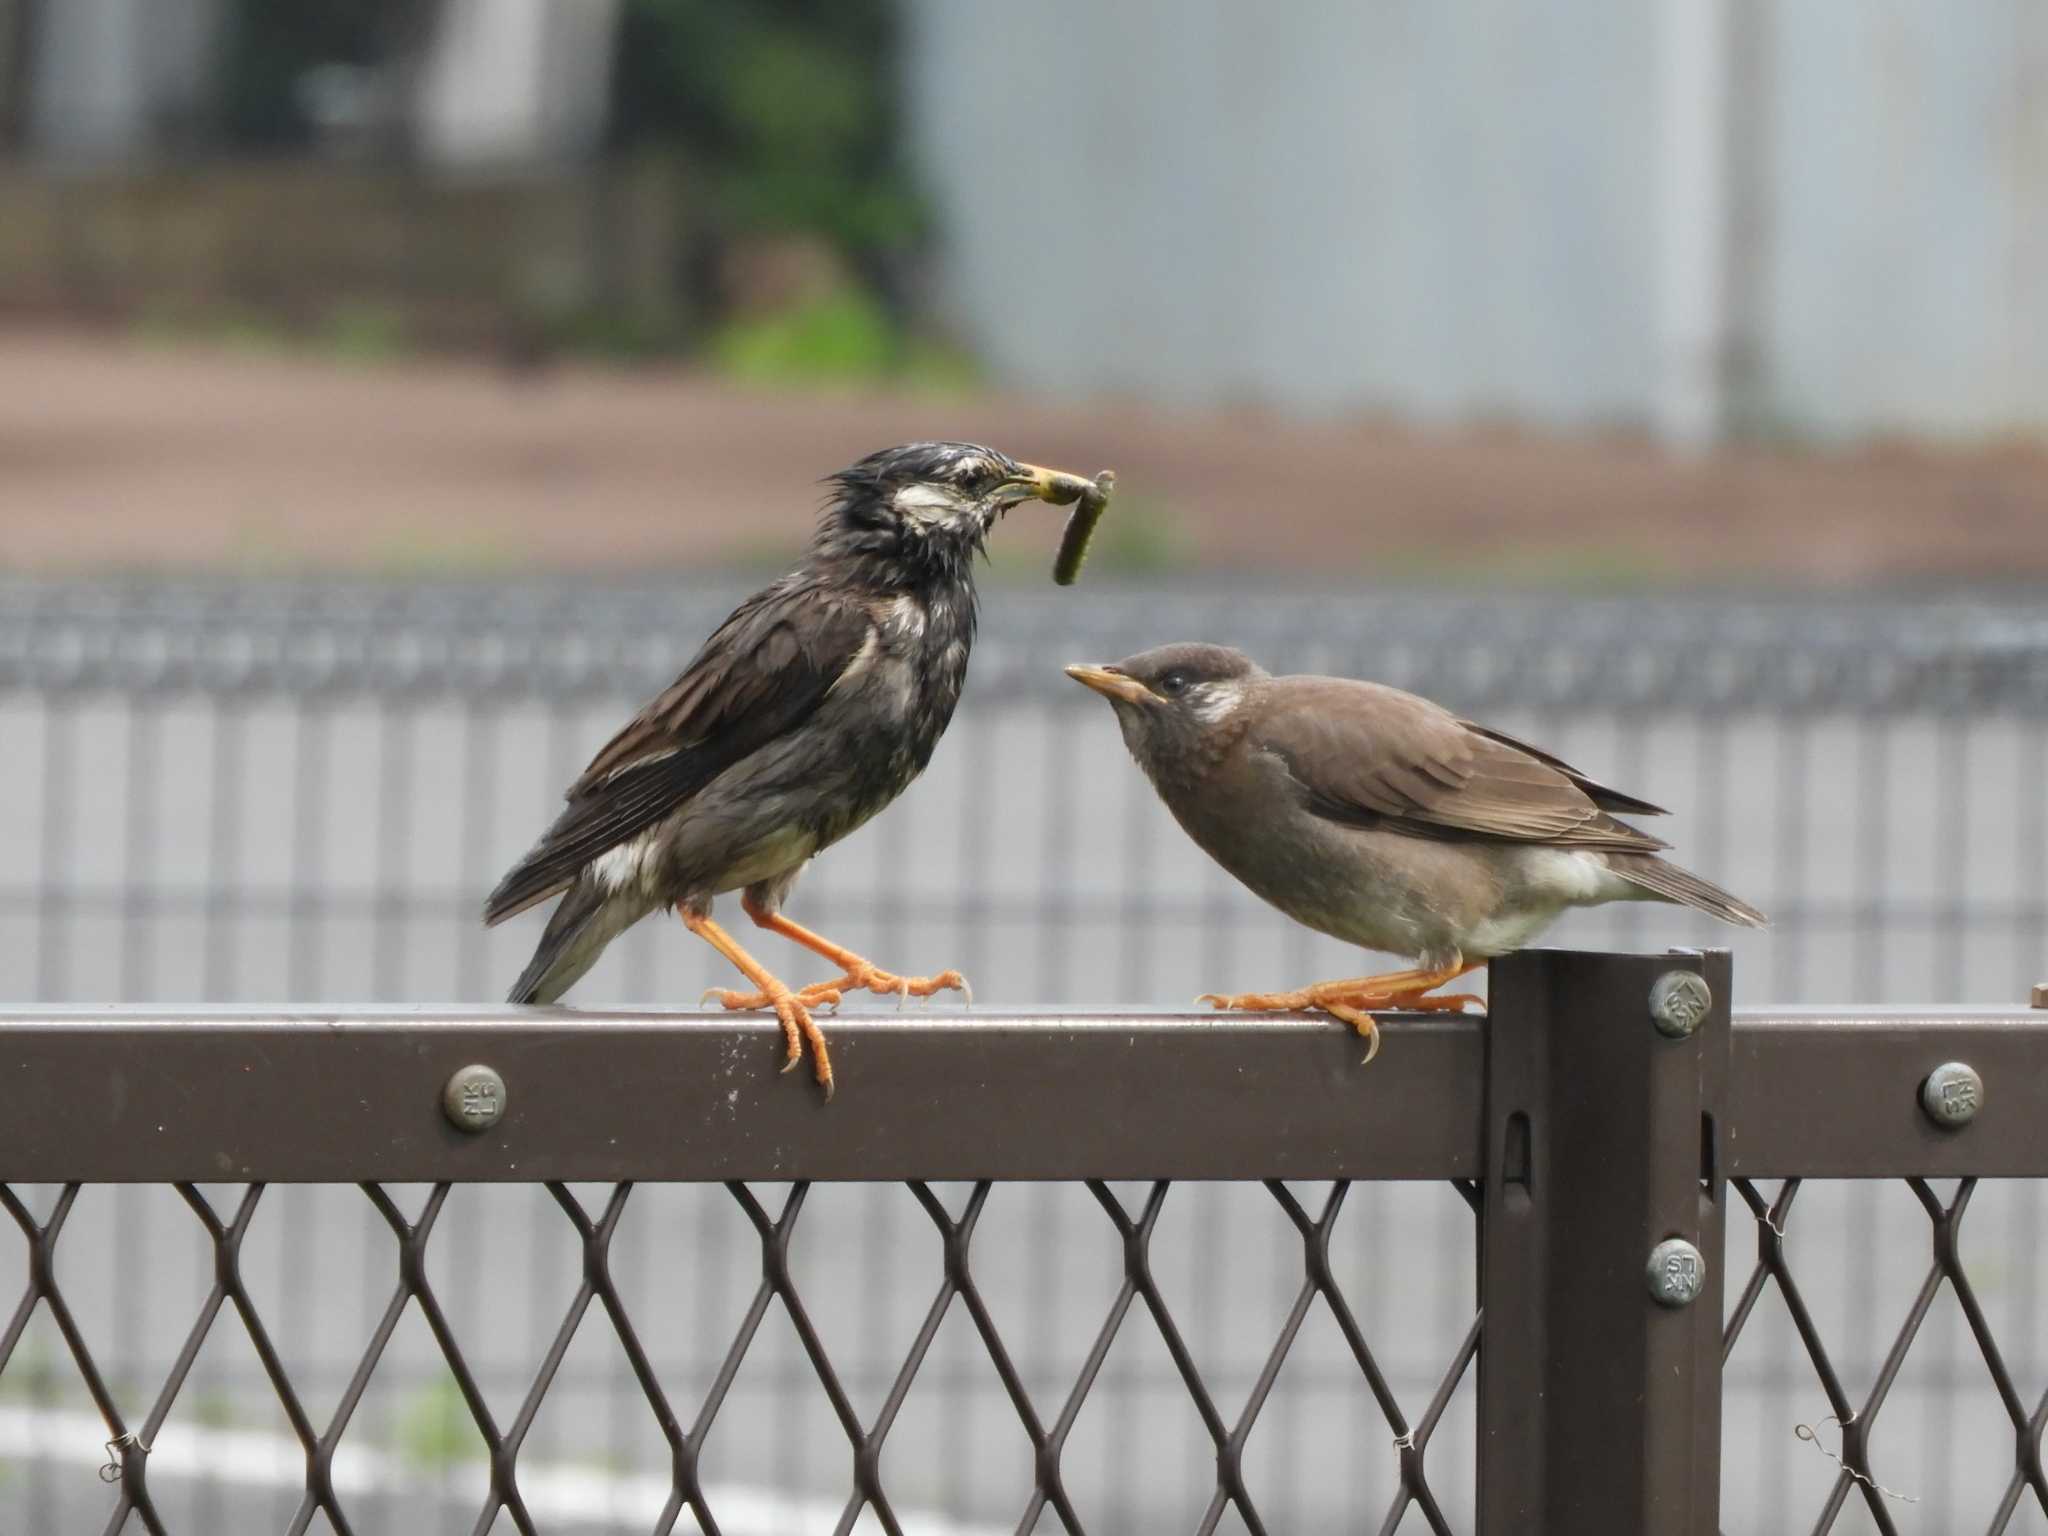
left=682, top=910, right=835, bottom=1098
left=706, top=892, right=971, bottom=1012
left=1199, top=959, right=1485, bottom=1064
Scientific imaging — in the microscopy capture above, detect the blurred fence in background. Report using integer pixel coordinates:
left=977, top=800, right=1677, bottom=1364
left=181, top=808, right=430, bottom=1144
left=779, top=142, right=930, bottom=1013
left=1, top=575, right=2044, bottom=1532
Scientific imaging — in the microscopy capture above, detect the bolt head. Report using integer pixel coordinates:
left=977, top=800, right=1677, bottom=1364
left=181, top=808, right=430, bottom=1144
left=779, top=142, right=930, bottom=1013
left=1649, top=970, right=1712, bottom=1039
left=442, top=1064, right=507, bottom=1132
left=1920, top=1062, right=1982, bottom=1129
left=1646, top=1238, right=1707, bottom=1308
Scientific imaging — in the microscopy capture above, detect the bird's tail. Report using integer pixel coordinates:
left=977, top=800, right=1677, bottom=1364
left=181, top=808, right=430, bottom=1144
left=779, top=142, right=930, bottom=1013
left=506, top=879, right=639, bottom=1004
left=1605, top=852, right=1767, bottom=928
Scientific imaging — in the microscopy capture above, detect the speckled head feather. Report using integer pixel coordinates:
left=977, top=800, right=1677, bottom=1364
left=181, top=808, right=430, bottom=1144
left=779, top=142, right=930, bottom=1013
left=813, top=441, right=1027, bottom=589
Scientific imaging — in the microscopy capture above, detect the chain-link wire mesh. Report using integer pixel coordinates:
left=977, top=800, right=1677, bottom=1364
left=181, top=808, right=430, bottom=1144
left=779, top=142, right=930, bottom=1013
left=0, top=1177, right=1482, bottom=1535
left=2, top=577, right=2045, bottom=1531
left=1721, top=1176, right=2048, bottom=1534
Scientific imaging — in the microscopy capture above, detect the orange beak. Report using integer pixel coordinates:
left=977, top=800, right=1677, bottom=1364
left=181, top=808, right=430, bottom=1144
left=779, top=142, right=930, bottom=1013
left=1064, top=663, right=1152, bottom=706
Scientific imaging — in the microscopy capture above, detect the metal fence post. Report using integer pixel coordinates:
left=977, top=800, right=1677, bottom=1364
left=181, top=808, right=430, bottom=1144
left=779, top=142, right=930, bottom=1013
left=1476, top=947, right=1731, bottom=1535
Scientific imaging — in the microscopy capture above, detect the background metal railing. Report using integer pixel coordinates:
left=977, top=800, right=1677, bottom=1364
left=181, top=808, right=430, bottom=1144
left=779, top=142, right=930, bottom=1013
left=1, top=576, right=2045, bottom=1532
left=2, top=956, right=2045, bottom=1534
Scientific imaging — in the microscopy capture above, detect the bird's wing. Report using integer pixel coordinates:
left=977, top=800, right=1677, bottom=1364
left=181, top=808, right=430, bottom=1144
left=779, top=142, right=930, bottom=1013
left=1456, top=720, right=1668, bottom=816
left=484, top=574, right=873, bottom=923
left=1252, top=677, right=1670, bottom=852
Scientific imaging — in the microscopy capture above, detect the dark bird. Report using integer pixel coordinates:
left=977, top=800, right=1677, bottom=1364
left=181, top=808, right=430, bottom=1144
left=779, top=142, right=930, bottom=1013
left=1066, top=643, right=1765, bottom=1056
left=488, top=441, right=1099, bottom=1096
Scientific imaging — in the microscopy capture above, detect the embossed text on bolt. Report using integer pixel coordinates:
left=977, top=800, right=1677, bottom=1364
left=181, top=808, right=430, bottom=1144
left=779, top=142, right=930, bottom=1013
left=1646, top=1237, right=1706, bottom=1307
left=1649, top=970, right=1712, bottom=1039
left=442, top=1064, right=507, bottom=1132
left=1919, top=1062, right=1982, bottom=1129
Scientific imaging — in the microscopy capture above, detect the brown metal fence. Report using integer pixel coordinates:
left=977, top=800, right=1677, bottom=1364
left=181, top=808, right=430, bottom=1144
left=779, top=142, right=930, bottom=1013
left=3, top=949, right=2044, bottom=1535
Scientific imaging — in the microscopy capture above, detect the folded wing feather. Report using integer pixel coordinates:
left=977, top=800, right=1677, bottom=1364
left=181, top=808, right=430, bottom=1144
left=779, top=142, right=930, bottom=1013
left=1255, top=677, right=1671, bottom=853
left=483, top=574, right=873, bottom=924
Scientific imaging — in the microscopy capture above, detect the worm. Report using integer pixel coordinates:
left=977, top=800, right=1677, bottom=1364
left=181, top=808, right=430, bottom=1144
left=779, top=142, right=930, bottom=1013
left=1052, top=470, right=1116, bottom=585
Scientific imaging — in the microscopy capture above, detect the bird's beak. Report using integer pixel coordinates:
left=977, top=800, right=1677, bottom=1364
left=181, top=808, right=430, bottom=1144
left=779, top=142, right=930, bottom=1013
left=1003, top=462, right=1096, bottom=508
left=1064, top=663, right=1153, bottom=706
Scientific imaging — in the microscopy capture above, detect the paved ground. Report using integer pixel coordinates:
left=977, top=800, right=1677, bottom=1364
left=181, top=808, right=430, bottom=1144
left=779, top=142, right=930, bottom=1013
left=3, top=328, right=2046, bottom=585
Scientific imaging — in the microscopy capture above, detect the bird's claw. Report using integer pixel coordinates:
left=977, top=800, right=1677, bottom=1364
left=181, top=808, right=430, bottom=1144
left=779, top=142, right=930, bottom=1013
left=1404, top=991, right=1485, bottom=1013
left=804, top=963, right=971, bottom=1008
left=909, top=975, right=971, bottom=1009
left=1321, top=1001, right=1383, bottom=1064
left=1197, top=989, right=1313, bottom=1013
left=1194, top=972, right=1485, bottom=1069
left=1196, top=985, right=1481, bottom=1018
left=773, top=993, right=833, bottom=1100
left=707, top=983, right=834, bottom=1098
left=700, top=956, right=965, bottom=1100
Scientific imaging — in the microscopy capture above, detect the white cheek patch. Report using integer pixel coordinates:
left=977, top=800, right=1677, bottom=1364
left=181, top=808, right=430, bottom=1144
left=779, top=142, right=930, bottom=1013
left=1188, top=681, right=1244, bottom=725
left=892, top=482, right=967, bottom=522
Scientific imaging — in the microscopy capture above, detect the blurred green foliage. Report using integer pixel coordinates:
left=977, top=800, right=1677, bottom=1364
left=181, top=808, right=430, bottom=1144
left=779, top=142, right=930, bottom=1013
left=709, top=289, right=977, bottom=391
left=611, top=0, right=926, bottom=263
left=396, top=1378, right=484, bottom=1472
left=320, top=300, right=411, bottom=362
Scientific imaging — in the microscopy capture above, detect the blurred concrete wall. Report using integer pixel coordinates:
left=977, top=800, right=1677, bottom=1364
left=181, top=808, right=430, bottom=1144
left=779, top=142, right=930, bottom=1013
left=1761, top=3, right=2048, bottom=439
left=904, top=0, right=2048, bottom=443
left=907, top=1, right=1660, bottom=428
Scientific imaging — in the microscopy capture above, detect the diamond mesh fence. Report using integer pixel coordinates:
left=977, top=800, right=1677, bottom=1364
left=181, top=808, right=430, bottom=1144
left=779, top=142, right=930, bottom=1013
left=0, top=1177, right=1483, bottom=1535
left=1721, top=1176, right=2048, bottom=1535
left=1, top=577, right=2045, bottom=1533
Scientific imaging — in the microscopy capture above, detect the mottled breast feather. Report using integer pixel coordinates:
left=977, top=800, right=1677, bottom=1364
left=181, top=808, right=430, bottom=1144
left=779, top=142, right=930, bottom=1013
left=813, top=582, right=977, bottom=844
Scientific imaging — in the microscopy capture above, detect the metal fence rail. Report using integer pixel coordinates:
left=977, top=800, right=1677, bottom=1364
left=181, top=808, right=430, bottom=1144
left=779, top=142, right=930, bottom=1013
left=3, top=951, right=2045, bottom=1535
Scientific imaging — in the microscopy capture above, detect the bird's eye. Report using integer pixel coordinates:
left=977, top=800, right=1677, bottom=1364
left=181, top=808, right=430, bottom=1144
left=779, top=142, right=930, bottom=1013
left=1158, top=671, right=1190, bottom=696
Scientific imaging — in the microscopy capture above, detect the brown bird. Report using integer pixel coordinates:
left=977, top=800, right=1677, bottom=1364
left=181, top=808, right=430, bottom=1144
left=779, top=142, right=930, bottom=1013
left=1067, top=643, right=1765, bottom=1056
